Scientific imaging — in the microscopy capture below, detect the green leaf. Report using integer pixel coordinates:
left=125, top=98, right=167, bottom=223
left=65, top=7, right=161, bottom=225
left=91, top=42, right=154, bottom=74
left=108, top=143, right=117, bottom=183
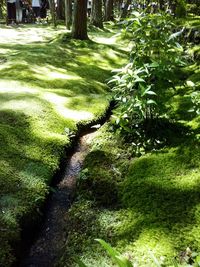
left=168, top=28, right=184, bottom=41
left=147, top=99, right=157, bottom=105
left=115, top=255, right=133, bottom=267
left=148, top=250, right=162, bottom=267
left=134, top=76, right=145, bottom=83
left=95, top=239, right=133, bottom=267
left=95, top=239, right=119, bottom=258
left=145, top=90, right=157, bottom=96
left=149, top=62, right=159, bottom=68
left=186, top=80, right=195, bottom=87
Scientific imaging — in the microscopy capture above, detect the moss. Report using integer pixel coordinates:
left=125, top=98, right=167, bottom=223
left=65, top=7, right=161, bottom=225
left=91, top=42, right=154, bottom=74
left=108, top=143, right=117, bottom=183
left=57, top=16, right=200, bottom=267
left=77, top=151, right=119, bottom=206
left=58, top=118, right=200, bottom=266
left=0, top=25, right=127, bottom=266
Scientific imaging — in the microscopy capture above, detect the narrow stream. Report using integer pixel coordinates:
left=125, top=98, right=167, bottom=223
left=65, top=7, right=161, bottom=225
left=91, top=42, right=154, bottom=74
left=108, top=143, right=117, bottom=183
left=19, top=130, right=98, bottom=267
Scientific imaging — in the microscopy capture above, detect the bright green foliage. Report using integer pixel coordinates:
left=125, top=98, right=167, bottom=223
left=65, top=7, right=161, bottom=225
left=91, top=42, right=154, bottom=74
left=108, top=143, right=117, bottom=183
left=77, top=239, right=133, bottom=267
left=110, top=12, right=186, bottom=148
left=57, top=14, right=200, bottom=267
left=0, top=25, right=127, bottom=266
left=77, top=240, right=200, bottom=267
left=58, top=119, right=200, bottom=267
left=186, top=4, right=200, bottom=16
left=190, top=91, right=200, bottom=115
left=54, top=13, right=200, bottom=267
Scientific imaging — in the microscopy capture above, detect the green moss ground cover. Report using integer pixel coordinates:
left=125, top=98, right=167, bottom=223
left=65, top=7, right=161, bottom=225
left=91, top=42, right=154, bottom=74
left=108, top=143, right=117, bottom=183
left=0, top=24, right=128, bottom=266
left=57, top=21, right=200, bottom=267
left=59, top=126, right=200, bottom=266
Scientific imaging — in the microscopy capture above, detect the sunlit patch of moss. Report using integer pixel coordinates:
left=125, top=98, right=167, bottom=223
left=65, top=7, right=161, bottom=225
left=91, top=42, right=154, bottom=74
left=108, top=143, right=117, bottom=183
left=0, top=24, right=127, bottom=266
left=59, top=118, right=200, bottom=266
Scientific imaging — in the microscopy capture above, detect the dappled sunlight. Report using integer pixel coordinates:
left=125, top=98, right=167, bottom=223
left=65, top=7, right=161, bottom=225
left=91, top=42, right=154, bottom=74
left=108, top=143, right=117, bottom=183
left=0, top=48, right=14, bottom=55
left=0, top=89, right=93, bottom=155
left=0, top=99, right=44, bottom=117
left=0, top=25, right=66, bottom=45
left=91, top=32, right=120, bottom=45
left=0, top=21, right=131, bottom=267
left=143, top=167, right=200, bottom=192
left=92, top=35, right=118, bottom=45
left=43, top=92, right=94, bottom=121
left=0, top=87, right=94, bottom=123
left=0, top=80, right=39, bottom=93
left=130, top=228, right=175, bottom=258
left=31, top=65, right=81, bottom=81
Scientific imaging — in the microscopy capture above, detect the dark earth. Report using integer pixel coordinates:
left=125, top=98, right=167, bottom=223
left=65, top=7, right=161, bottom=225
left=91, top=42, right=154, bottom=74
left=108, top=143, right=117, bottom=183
left=19, top=130, right=98, bottom=267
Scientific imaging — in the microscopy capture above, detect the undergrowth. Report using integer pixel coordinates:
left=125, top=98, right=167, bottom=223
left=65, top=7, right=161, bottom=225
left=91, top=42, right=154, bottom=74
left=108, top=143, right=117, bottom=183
left=58, top=121, right=200, bottom=267
left=58, top=16, right=200, bottom=266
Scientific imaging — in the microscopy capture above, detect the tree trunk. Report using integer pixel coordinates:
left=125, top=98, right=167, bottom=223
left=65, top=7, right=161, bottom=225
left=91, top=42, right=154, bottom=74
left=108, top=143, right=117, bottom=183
left=57, top=0, right=63, bottom=19
left=49, top=0, right=57, bottom=27
left=65, top=0, right=72, bottom=29
left=72, top=0, right=88, bottom=40
left=91, top=0, right=103, bottom=28
left=0, top=0, right=3, bottom=19
left=120, top=0, right=131, bottom=18
left=104, top=0, right=114, bottom=21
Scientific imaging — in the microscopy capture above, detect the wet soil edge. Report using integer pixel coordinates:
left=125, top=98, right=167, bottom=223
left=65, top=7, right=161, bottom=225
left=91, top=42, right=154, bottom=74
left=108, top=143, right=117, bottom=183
left=12, top=101, right=115, bottom=267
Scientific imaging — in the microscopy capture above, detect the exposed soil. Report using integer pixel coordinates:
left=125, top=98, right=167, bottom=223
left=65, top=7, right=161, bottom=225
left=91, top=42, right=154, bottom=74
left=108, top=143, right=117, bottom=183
left=19, top=130, right=98, bottom=267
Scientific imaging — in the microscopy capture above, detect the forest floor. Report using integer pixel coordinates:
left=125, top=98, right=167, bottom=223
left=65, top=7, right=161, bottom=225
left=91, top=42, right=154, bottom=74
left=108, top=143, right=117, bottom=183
left=0, top=24, right=128, bottom=266
left=55, top=19, right=200, bottom=267
left=0, top=19, right=200, bottom=267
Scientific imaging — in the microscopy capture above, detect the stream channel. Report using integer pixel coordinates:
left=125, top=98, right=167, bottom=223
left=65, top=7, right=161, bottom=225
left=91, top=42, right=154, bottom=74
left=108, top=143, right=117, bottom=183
left=18, top=127, right=100, bottom=267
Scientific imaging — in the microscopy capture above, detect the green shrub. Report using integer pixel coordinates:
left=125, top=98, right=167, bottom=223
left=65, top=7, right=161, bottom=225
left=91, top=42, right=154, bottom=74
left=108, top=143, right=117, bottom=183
left=110, top=12, right=186, bottom=152
left=186, top=4, right=200, bottom=16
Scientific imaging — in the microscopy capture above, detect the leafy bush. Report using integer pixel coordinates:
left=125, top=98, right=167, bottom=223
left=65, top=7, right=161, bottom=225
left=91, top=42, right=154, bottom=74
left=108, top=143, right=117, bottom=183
left=186, top=4, right=200, bottom=16
left=110, top=12, right=186, bottom=152
left=190, top=91, right=200, bottom=115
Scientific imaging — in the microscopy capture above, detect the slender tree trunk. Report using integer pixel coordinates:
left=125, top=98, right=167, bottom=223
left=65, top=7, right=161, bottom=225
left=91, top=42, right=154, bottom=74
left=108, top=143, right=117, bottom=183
left=104, top=0, right=114, bottom=21
left=57, top=0, right=63, bottom=19
left=0, top=0, right=3, bottom=19
left=65, top=0, right=72, bottom=29
left=49, top=0, right=57, bottom=27
left=72, top=0, right=88, bottom=40
left=91, top=0, right=103, bottom=28
left=120, top=0, right=131, bottom=18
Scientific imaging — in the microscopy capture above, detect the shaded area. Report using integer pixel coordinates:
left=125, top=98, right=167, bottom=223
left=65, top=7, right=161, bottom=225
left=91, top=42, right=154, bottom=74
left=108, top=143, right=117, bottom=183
left=58, top=122, right=200, bottom=266
left=19, top=131, right=98, bottom=267
left=0, top=25, right=128, bottom=266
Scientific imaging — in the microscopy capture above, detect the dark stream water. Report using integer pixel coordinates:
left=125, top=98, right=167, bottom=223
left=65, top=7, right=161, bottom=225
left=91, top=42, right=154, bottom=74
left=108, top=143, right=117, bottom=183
left=19, top=130, right=98, bottom=267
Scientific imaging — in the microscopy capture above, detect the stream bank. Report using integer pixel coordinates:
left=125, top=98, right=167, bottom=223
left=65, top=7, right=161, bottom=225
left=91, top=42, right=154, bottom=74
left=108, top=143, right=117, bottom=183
left=18, top=129, right=99, bottom=267
left=10, top=101, right=114, bottom=267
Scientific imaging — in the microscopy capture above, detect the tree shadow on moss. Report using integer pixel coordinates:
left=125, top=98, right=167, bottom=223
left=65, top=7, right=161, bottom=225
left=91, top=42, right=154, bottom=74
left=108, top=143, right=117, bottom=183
left=0, top=108, right=60, bottom=266
left=117, top=142, right=200, bottom=247
left=0, top=35, right=126, bottom=95
left=77, top=150, right=119, bottom=207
